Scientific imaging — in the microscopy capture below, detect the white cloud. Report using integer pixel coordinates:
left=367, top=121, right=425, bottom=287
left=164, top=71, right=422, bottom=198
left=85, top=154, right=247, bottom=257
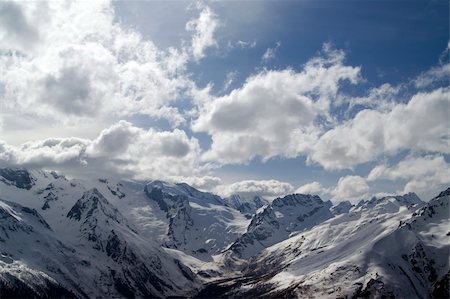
left=0, top=137, right=89, bottom=167
left=343, top=83, right=401, bottom=112
left=0, top=1, right=221, bottom=131
left=217, top=179, right=294, bottom=198
left=332, top=175, right=369, bottom=203
left=220, top=71, right=238, bottom=93
left=186, top=4, right=219, bottom=61
left=261, top=41, right=280, bottom=63
left=368, top=155, right=448, bottom=181
left=235, top=40, right=256, bottom=49
left=367, top=155, right=450, bottom=200
left=414, top=63, right=450, bottom=88
left=311, top=87, right=450, bottom=169
left=0, top=1, right=41, bottom=52
left=172, top=175, right=222, bottom=191
left=295, top=181, right=326, bottom=195
left=193, top=44, right=361, bottom=164
left=0, top=1, right=447, bottom=203
left=0, top=121, right=201, bottom=180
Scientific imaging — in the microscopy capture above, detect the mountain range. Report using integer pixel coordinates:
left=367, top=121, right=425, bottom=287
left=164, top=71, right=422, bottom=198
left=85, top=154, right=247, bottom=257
left=0, top=168, right=448, bottom=298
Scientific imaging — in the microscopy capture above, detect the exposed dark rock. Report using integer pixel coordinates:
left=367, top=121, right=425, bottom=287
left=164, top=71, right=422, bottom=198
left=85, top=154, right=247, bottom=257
left=0, top=168, right=34, bottom=190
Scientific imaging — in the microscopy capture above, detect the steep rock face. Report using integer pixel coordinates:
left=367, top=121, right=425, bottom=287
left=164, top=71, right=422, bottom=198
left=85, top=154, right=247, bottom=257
left=0, top=272, right=77, bottom=299
left=0, top=200, right=51, bottom=241
left=64, top=188, right=199, bottom=298
left=38, top=184, right=60, bottom=210
left=227, top=194, right=333, bottom=261
left=0, top=199, right=87, bottom=298
left=0, top=168, right=34, bottom=190
left=166, top=197, right=194, bottom=249
left=223, top=194, right=268, bottom=217
left=66, top=188, right=133, bottom=250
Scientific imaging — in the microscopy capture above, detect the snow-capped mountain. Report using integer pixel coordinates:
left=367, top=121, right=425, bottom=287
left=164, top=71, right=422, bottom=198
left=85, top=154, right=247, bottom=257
left=222, top=194, right=268, bottom=217
left=0, top=167, right=448, bottom=298
left=197, top=191, right=448, bottom=298
left=143, top=180, right=249, bottom=258
left=224, top=194, right=333, bottom=264
left=0, top=169, right=200, bottom=298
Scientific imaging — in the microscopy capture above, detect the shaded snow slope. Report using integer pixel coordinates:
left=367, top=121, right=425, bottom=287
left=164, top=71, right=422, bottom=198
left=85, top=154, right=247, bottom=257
left=0, top=168, right=447, bottom=299
left=196, top=190, right=447, bottom=298
left=222, top=194, right=268, bottom=217
left=0, top=169, right=200, bottom=298
left=224, top=193, right=333, bottom=264
left=144, top=181, right=249, bottom=259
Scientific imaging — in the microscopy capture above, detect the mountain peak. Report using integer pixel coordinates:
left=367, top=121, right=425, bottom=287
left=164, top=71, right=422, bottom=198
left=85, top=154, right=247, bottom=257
left=436, top=187, right=450, bottom=198
left=0, top=168, right=34, bottom=190
left=331, top=200, right=353, bottom=215
left=272, top=193, right=324, bottom=208
left=223, top=194, right=268, bottom=216
left=359, top=192, right=423, bottom=210
left=66, top=188, right=122, bottom=223
left=145, top=180, right=224, bottom=206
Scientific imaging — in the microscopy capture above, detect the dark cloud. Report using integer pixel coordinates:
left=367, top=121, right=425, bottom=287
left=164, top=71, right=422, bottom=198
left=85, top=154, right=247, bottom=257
left=0, top=1, right=39, bottom=50
left=43, top=67, right=95, bottom=116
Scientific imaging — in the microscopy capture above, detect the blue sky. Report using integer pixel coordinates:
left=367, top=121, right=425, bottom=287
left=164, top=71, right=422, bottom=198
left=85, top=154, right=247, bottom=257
left=0, top=0, right=448, bottom=202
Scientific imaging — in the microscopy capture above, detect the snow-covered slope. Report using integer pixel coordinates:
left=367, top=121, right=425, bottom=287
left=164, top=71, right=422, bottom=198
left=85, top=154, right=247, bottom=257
left=0, top=199, right=79, bottom=298
left=224, top=194, right=333, bottom=264
left=0, top=167, right=447, bottom=298
left=0, top=169, right=200, bottom=298
left=222, top=194, right=268, bottom=217
left=144, top=181, right=250, bottom=260
left=197, top=191, right=448, bottom=298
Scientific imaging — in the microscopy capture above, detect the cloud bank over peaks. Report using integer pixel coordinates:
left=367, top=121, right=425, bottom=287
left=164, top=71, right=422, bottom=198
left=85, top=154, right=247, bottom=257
left=0, top=121, right=201, bottom=180
left=331, top=175, right=369, bottom=203
left=295, top=181, right=326, bottom=195
left=368, top=154, right=450, bottom=199
left=216, top=179, right=294, bottom=198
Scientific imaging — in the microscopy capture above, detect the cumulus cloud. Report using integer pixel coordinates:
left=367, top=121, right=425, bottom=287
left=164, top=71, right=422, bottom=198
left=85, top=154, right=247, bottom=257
left=367, top=155, right=450, bottom=200
left=0, top=121, right=201, bottom=180
left=0, top=1, right=220, bottom=128
left=332, top=175, right=369, bottom=203
left=193, top=44, right=361, bottom=164
left=0, top=1, right=447, bottom=202
left=295, top=181, right=327, bottom=195
left=186, top=4, right=219, bottom=61
left=310, top=87, right=450, bottom=169
left=0, top=138, right=89, bottom=167
left=172, top=175, right=222, bottom=191
left=343, top=83, right=401, bottom=112
left=217, top=179, right=294, bottom=198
